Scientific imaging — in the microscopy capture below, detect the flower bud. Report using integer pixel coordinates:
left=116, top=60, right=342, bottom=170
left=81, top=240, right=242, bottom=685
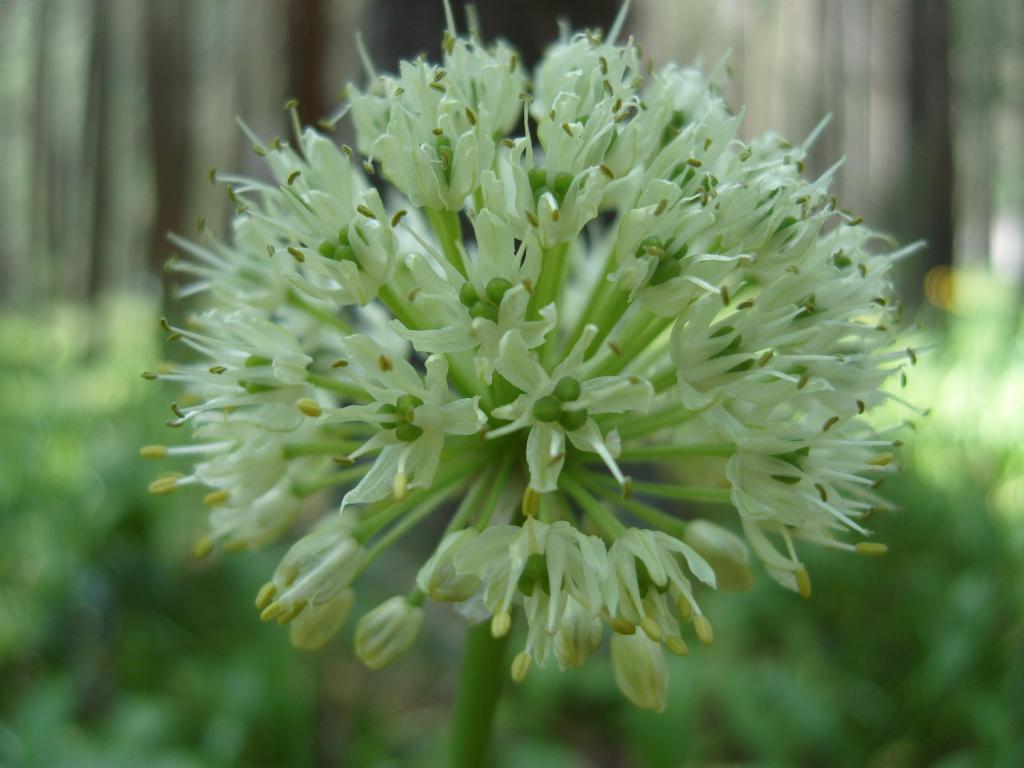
left=260, top=516, right=364, bottom=622
left=416, top=529, right=482, bottom=602
left=611, top=632, right=668, bottom=712
left=554, top=599, right=603, bottom=670
left=683, top=520, right=754, bottom=591
left=289, top=588, right=355, bottom=650
left=355, top=596, right=424, bottom=669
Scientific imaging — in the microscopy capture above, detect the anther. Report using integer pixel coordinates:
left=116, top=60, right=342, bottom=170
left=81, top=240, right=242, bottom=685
left=378, top=354, right=393, bottom=372
left=855, top=542, right=888, bottom=557
left=510, top=651, right=532, bottom=683
left=203, top=489, right=230, bottom=506
left=640, top=616, right=663, bottom=642
left=147, top=476, right=179, bottom=495
left=255, top=582, right=277, bottom=610
left=522, top=487, right=541, bottom=518
left=795, top=568, right=812, bottom=599
left=140, top=445, right=167, bottom=460
left=192, top=535, right=215, bottom=559
left=676, top=596, right=693, bottom=621
left=393, top=471, right=408, bottom=501
left=297, top=399, right=322, bottom=418
left=491, top=611, right=511, bottom=638
left=287, top=247, right=305, bottom=263
left=611, top=618, right=636, bottom=635
left=693, top=615, right=715, bottom=644
left=356, top=204, right=376, bottom=220
left=260, top=601, right=287, bottom=622
left=287, top=170, right=301, bottom=185
left=666, top=636, right=689, bottom=657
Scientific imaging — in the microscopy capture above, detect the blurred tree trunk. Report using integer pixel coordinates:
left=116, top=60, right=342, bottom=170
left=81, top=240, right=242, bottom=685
left=363, top=0, right=626, bottom=72
left=287, top=0, right=330, bottom=126
left=30, top=0, right=53, bottom=300
left=84, top=0, right=111, bottom=301
left=907, top=0, right=954, bottom=299
left=146, top=0, right=193, bottom=290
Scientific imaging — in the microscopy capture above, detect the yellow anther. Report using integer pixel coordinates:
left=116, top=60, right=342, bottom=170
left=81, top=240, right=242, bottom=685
left=640, top=616, right=663, bottom=643
left=255, top=582, right=277, bottom=610
left=260, top=601, right=286, bottom=622
left=203, top=489, right=230, bottom=506
left=693, top=615, right=715, bottom=645
left=393, top=471, right=408, bottom=501
left=868, top=452, right=895, bottom=466
left=276, top=600, right=307, bottom=624
left=192, top=534, right=214, bottom=559
left=147, top=476, right=180, bottom=495
left=491, top=611, right=511, bottom=638
left=522, top=487, right=541, bottom=518
left=666, top=636, right=689, bottom=657
left=297, top=398, right=322, bottom=417
left=139, top=445, right=167, bottom=460
left=281, top=562, right=299, bottom=587
left=795, top=567, right=812, bottom=599
left=510, top=651, right=532, bottom=683
left=856, top=542, right=889, bottom=557
left=611, top=618, right=636, bottom=635
left=676, top=596, right=693, bottom=621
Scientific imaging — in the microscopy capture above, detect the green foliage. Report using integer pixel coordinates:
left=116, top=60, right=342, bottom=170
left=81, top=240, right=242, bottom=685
left=2, top=285, right=1023, bottom=766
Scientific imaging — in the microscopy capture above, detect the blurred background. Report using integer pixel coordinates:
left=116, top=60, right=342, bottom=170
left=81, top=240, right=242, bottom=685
left=1, top=0, right=1022, bottom=766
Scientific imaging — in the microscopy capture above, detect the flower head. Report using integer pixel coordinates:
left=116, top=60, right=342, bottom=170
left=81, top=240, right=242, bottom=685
left=143, top=6, right=917, bottom=709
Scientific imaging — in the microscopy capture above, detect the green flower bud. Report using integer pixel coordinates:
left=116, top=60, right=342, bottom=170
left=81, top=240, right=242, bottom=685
left=552, top=171, right=574, bottom=203
left=458, top=282, right=479, bottom=307
left=558, top=408, right=588, bottom=432
left=289, top=588, right=355, bottom=650
left=553, top=376, right=582, bottom=402
left=355, top=596, right=424, bottom=669
left=485, top=277, right=513, bottom=304
left=611, top=632, right=668, bottom=712
left=416, top=529, right=481, bottom=602
left=395, top=421, right=424, bottom=442
left=469, top=301, right=499, bottom=322
left=649, top=258, right=682, bottom=286
left=532, top=395, right=562, bottom=422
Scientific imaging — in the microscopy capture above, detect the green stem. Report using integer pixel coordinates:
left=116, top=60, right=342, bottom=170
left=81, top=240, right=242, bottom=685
left=604, top=404, right=697, bottom=439
left=281, top=440, right=363, bottom=459
left=287, top=290, right=352, bottom=333
left=593, top=313, right=674, bottom=377
left=306, top=373, right=371, bottom=402
left=450, top=621, right=509, bottom=768
left=585, top=288, right=631, bottom=359
left=584, top=471, right=733, bottom=505
left=579, top=473, right=688, bottom=536
left=291, top=465, right=368, bottom=497
left=426, top=207, right=467, bottom=277
left=615, top=443, right=735, bottom=461
left=560, top=473, right=626, bottom=537
left=530, top=242, right=569, bottom=318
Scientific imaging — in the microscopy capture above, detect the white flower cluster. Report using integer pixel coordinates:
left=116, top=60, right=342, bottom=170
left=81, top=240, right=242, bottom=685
left=143, top=7, right=916, bottom=711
